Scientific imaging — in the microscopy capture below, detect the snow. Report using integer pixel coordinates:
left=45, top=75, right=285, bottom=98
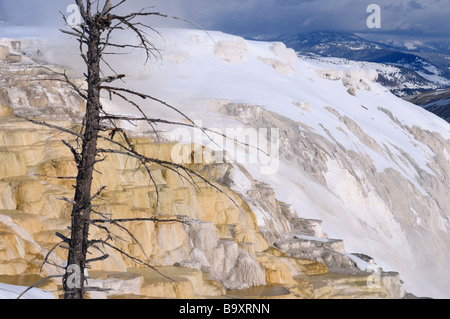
left=106, top=28, right=448, bottom=298
left=2, top=27, right=450, bottom=299
left=410, top=207, right=422, bottom=227
left=294, top=235, right=332, bottom=243
left=444, top=148, right=450, bottom=163
left=346, top=254, right=372, bottom=271
left=403, top=40, right=424, bottom=51
left=304, top=55, right=443, bottom=92
left=0, top=283, right=54, bottom=299
left=81, top=28, right=450, bottom=298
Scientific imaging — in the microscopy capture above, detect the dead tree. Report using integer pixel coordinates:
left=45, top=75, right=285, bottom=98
left=17, top=0, right=233, bottom=300
left=16, top=0, right=265, bottom=300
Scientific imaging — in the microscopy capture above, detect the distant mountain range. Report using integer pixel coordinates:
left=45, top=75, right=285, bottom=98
left=405, top=88, right=450, bottom=123
left=256, top=31, right=450, bottom=97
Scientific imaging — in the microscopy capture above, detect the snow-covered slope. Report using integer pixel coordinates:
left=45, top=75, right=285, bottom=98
left=97, top=28, right=450, bottom=298
left=298, top=55, right=443, bottom=97
left=0, top=283, right=54, bottom=299
left=7, top=28, right=450, bottom=298
left=271, top=32, right=450, bottom=96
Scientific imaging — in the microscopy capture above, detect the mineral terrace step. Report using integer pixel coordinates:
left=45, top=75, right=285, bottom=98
left=289, top=218, right=324, bottom=238
left=274, top=235, right=345, bottom=253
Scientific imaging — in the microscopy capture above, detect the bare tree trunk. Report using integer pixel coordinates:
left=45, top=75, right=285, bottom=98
left=23, top=0, right=226, bottom=300
left=13, top=0, right=237, bottom=301
left=64, top=24, right=102, bottom=300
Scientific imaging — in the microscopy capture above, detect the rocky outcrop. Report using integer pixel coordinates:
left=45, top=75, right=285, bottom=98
left=0, top=45, right=22, bottom=63
left=0, top=62, right=84, bottom=119
left=179, top=219, right=266, bottom=289
left=0, top=108, right=409, bottom=299
left=0, top=46, right=9, bottom=60
left=315, top=68, right=378, bottom=95
left=0, top=111, right=314, bottom=298
left=214, top=37, right=248, bottom=64
left=258, top=42, right=298, bottom=76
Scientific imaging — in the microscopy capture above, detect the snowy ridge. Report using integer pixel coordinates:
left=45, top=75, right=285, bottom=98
left=301, top=54, right=444, bottom=96
left=271, top=31, right=450, bottom=97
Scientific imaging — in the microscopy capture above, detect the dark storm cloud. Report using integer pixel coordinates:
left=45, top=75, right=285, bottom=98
left=0, top=0, right=73, bottom=26
left=175, top=0, right=450, bottom=38
left=0, top=0, right=449, bottom=39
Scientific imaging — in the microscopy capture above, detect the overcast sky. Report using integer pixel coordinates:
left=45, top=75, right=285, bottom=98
left=1, top=0, right=449, bottom=40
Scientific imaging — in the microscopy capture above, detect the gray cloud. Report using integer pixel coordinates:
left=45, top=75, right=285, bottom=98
left=0, top=0, right=449, bottom=39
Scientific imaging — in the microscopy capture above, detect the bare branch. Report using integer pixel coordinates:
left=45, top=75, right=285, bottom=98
left=62, top=140, right=82, bottom=165
left=101, top=86, right=196, bottom=126
left=55, top=232, right=71, bottom=244
left=59, top=28, right=89, bottom=42
left=99, top=73, right=130, bottom=84
left=17, top=275, right=64, bottom=300
left=86, top=254, right=109, bottom=263
left=34, top=174, right=77, bottom=180
left=107, top=0, right=127, bottom=13
left=89, top=186, right=107, bottom=203
left=82, top=286, right=113, bottom=293
left=90, top=217, right=186, bottom=224
left=97, top=146, right=238, bottom=207
left=75, top=0, right=88, bottom=20
left=40, top=240, right=67, bottom=274
left=99, top=115, right=270, bottom=156
left=36, top=66, right=88, bottom=100
left=100, top=0, right=113, bottom=18
left=96, top=240, right=176, bottom=282
left=20, top=117, right=84, bottom=140
left=58, top=197, right=77, bottom=206
left=108, top=11, right=216, bottom=45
